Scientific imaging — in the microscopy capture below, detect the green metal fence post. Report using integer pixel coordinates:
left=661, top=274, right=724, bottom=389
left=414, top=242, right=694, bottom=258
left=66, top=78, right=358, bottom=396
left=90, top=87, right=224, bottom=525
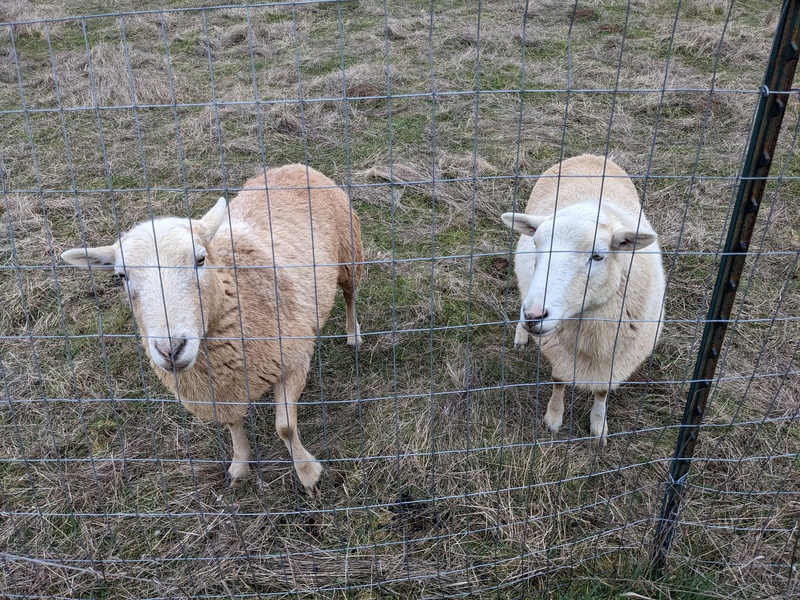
left=650, top=0, right=800, bottom=577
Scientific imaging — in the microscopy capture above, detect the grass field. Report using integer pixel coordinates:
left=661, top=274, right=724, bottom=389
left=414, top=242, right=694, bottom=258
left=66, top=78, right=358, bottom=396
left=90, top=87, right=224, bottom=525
left=1, top=0, right=799, bottom=597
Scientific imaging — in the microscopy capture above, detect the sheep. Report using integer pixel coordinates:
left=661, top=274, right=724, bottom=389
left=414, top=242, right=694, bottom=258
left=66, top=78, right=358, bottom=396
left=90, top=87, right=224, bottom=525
left=500, top=154, right=665, bottom=443
left=62, top=164, right=364, bottom=495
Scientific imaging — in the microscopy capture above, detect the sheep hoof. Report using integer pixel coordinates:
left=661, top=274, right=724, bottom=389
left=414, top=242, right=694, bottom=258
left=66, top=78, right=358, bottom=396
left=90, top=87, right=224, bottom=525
left=306, top=480, right=322, bottom=498
left=591, top=424, right=609, bottom=445
left=347, top=323, right=362, bottom=347
left=226, top=461, right=250, bottom=487
left=296, top=459, right=323, bottom=497
left=543, top=410, right=562, bottom=432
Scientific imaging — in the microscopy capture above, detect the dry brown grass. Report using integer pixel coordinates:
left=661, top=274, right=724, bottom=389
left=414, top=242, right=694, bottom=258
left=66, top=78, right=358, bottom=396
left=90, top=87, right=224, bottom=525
left=1, top=0, right=798, bottom=598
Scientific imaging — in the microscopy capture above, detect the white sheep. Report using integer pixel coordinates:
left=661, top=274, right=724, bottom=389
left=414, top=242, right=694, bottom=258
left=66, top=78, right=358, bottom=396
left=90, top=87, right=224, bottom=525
left=62, top=164, right=364, bottom=495
left=500, top=154, right=665, bottom=442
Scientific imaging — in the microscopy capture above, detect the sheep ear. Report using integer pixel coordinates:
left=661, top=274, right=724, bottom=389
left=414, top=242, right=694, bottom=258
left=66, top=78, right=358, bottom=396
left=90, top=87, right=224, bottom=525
left=500, top=212, right=544, bottom=236
left=198, top=196, right=228, bottom=244
left=61, top=245, right=117, bottom=269
left=611, top=227, right=657, bottom=251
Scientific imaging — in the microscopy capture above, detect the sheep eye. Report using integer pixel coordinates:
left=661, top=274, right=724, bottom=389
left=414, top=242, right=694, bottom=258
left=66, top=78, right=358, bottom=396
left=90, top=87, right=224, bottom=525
left=116, top=271, right=128, bottom=281
left=195, top=256, right=206, bottom=267
left=591, top=253, right=604, bottom=262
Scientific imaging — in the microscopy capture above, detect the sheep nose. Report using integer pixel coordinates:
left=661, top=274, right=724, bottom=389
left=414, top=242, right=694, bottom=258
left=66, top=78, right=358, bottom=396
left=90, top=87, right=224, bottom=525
left=524, top=307, right=548, bottom=326
left=154, top=337, right=187, bottom=365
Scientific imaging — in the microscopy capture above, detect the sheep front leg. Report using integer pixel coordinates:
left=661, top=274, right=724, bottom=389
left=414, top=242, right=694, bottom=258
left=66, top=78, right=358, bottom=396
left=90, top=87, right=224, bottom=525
left=274, top=368, right=322, bottom=496
left=590, top=390, right=609, bottom=444
left=514, top=322, right=529, bottom=348
left=227, top=419, right=251, bottom=484
left=543, top=381, right=565, bottom=432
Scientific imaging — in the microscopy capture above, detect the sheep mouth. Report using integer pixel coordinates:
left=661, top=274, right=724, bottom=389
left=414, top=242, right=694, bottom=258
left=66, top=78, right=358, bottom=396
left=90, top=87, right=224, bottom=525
left=519, top=320, right=555, bottom=336
left=155, top=358, right=195, bottom=374
left=528, top=323, right=558, bottom=337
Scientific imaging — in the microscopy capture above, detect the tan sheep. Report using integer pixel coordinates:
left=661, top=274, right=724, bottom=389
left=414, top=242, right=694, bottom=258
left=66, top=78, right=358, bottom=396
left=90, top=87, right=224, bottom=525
left=500, top=154, right=665, bottom=443
left=62, top=164, right=364, bottom=495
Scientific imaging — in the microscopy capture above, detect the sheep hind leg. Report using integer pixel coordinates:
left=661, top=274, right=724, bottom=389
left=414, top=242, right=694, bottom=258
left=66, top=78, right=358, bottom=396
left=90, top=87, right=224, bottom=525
left=590, top=390, right=609, bottom=444
left=342, top=284, right=362, bottom=346
left=274, top=367, right=322, bottom=496
left=543, top=381, right=566, bottom=432
left=226, top=419, right=252, bottom=485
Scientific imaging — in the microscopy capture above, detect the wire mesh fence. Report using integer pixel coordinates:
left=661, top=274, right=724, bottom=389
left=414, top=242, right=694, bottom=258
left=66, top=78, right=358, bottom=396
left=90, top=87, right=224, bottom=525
left=1, top=0, right=798, bottom=598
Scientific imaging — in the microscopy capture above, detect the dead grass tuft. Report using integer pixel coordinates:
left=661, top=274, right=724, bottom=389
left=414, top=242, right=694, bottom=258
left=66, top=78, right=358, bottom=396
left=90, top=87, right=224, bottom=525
left=0, top=0, right=67, bottom=37
left=83, top=43, right=176, bottom=107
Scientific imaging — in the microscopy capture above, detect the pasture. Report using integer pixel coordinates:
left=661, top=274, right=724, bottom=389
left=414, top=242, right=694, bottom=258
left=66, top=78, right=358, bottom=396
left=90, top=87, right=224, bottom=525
left=1, top=0, right=798, bottom=597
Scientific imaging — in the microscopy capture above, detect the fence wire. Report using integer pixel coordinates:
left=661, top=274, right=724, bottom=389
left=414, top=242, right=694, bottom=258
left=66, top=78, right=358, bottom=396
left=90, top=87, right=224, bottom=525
left=1, top=1, right=798, bottom=598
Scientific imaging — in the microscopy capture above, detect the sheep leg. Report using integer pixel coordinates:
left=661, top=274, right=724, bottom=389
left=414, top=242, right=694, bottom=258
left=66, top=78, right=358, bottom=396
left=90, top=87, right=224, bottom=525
left=274, top=368, right=322, bottom=496
left=226, top=419, right=251, bottom=484
left=514, top=322, right=529, bottom=348
left=342, top=285, right=362, bottom=346
left=590, top=390, right=609, bottom=444
left=543, top=381, right=566, bottom=432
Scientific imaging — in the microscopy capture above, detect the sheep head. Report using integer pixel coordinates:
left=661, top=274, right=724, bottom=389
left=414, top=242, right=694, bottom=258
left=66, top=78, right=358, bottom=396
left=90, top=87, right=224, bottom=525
left=62, top=197, right=229, bottom=373
left=501, top=202, right=657, bottom=336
